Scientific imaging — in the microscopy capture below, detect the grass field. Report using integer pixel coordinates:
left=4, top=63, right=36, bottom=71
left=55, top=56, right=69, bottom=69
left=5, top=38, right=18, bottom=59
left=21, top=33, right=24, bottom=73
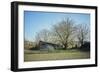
left=24, top=49, right=90, bottom=62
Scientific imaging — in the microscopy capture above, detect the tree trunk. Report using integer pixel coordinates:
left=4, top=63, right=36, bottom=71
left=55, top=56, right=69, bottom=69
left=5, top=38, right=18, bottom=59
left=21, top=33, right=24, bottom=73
left=80, top=39, right=84, bottom=46
left=63, top=43, right=68, bottom=50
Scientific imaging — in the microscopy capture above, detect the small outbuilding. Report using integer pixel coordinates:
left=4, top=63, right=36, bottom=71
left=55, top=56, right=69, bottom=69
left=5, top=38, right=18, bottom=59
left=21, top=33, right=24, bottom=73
left=38, top=41, right=63, bottom=51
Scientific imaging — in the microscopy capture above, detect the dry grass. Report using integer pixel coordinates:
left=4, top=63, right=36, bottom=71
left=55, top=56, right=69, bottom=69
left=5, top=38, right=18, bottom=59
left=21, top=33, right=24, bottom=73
left=24, top=49, right=90, bottom=62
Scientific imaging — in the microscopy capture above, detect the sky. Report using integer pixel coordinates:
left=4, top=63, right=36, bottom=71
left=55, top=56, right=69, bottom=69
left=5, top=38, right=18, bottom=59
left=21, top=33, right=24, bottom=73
left=24, top=11, right=90, bottom=41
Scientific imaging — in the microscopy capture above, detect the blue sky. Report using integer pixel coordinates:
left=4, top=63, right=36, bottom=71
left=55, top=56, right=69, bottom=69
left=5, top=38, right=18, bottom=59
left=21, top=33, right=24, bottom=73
left=24, top=11, right=90, bottom=41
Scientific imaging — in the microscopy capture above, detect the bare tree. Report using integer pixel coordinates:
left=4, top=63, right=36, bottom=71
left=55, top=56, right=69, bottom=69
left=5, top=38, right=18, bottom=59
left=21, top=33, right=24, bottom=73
left=52, top=18, right=76, bottom=50
left=76, top=24, right=89, bottom=46
left=35, top=29, right=50, bottom=43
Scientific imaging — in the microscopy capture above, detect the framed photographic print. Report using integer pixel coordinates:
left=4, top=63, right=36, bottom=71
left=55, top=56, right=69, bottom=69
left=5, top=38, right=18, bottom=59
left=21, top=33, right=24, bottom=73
left=11, top=1, right=97, bottom=71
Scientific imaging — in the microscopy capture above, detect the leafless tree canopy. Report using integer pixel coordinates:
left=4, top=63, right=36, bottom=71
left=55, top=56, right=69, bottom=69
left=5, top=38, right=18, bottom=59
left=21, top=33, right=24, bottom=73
left=34, top=18, right=89, bottom=50
left=76, top=24, right=89, bottom=46
left=35, top=29, right=50, bottom=43
left=52, top=18, right=76, bottom=49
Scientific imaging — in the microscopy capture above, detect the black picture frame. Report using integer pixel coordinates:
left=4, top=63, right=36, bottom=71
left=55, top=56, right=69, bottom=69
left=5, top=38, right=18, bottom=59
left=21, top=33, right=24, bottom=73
left=11, top=1, right=98, bottom=72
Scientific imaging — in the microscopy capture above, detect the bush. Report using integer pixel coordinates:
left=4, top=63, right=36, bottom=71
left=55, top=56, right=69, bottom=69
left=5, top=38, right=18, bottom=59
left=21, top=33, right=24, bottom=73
left=79, top=42, right=90, bottom=51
